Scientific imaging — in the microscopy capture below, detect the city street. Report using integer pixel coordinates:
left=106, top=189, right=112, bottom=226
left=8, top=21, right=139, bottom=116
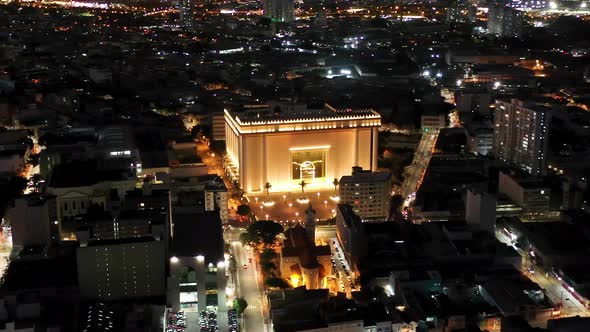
left=495, top=230, right=589, bottom=319
left=401, top=132, right=438, bottom=206
left=329, top=238, right=358, bottom=296
left=227, top=228, right=267, bottom=332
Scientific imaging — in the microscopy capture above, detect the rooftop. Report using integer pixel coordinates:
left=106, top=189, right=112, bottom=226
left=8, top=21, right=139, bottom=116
left=340, top=170, right=392, bottom=184
left=228, top=103, right=380, bottom=124
left=49, top=160, right=133, bottom=188
left=172, top=210, right=223, bottom=262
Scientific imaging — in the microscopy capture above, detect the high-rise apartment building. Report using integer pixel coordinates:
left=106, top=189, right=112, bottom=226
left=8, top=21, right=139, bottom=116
left=493, top=99, right=551, bottom=176
left=263, top=0, right=295, bottom=22
left=339, top=167, right=393, bottom=220
left=487, top=4, right=523, bottom=38
left=508, top=0, right=548, bottom=9
left=446, top=1, right=477, bottom=23
left=179, top=0, right=194, bottom=29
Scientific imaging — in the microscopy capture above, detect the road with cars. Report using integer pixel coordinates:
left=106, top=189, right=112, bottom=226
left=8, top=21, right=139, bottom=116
left=401, top=132, right=438, bottom=207
left=225, top=227, right=266, bottom=332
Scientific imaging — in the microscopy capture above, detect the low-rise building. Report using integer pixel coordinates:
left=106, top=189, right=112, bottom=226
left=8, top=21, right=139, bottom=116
left=498, top=171, right=550, bottom=218
left=420, top=112, right=446, bottom=132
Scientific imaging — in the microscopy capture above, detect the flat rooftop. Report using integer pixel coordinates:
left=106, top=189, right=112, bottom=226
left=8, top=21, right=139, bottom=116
left=340, top=171, right=392, bottom=184
left=49, top=160, right=133, bottom=188
left=229, top=103, right=380, bottom=124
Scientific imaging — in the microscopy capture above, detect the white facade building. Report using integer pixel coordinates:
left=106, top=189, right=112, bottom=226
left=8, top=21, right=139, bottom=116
left=225, top=104, right=380, bottom=194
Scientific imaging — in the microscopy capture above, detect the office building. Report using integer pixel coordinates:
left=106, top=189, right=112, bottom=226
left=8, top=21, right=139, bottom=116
left=468, top=127, right=494, bottom=156
left=263, top=0, right=295, bottom=22
left=487, top=5, right=523, bottom=38
left=7, top=195, right=60, bottom=247
left=172, top=174, right=229, bottom=223
left=455, top=90, right=491, bottom=115
left=498, top=171, right=550, bottom=216
left=225, top=103, right=380, bottom=193
left=465, top=188, right=497, bottom=233
left=339, top=167, right=393, bottom=220
left=169, top=209, right=226, bottom=313
left=421, top=112, right=446, bottom=132
left=493, top=99, right=551, bottom=176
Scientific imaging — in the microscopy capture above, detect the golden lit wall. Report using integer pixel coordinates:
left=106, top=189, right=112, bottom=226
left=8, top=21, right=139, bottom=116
left=238, top=128, right=377, bottom=193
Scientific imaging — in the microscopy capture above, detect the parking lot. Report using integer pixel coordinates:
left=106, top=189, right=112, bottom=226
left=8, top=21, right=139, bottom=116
left=227, top=309, right=238, bottom=332
left=167, top=311, right=187, bottom=332
left=198, top=309, right=219, bottom=332
left=167, top=308, right=236, bottom=332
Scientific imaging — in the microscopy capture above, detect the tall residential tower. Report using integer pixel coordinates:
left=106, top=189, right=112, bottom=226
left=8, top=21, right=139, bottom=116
left=263, top=0, right=295, bottom=22
left=493, top=99, right=551, bottom=176
left=179, top=0, right=194, bottom=29
left=487, top=4, right=523, bottom=38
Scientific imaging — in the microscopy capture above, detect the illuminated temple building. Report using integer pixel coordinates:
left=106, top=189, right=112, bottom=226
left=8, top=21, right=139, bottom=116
left=224, top=103, right=381, bottom=194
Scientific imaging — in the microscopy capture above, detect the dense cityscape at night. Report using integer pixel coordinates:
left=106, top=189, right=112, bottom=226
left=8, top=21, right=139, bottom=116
left=1, top=0, right=590, bottom=330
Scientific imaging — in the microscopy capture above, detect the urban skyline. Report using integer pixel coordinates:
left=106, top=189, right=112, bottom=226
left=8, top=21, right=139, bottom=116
left=0, top=0, right=590, bottom=331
